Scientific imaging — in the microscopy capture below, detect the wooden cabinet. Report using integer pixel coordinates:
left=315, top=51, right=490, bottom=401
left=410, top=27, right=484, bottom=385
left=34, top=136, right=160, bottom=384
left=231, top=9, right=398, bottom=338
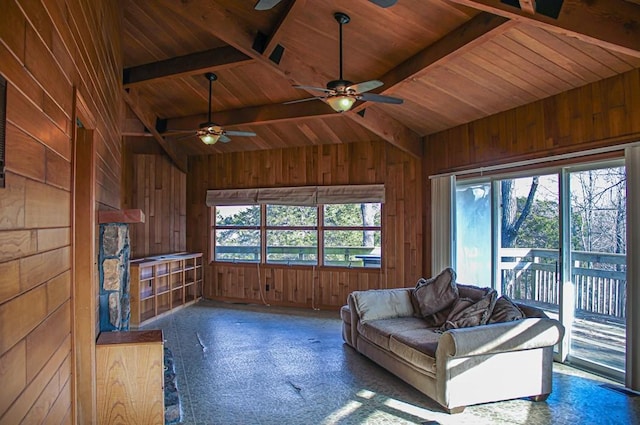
left=130, top=252, right=203, bottom=327
left=96, top=330, right=165, bottom=425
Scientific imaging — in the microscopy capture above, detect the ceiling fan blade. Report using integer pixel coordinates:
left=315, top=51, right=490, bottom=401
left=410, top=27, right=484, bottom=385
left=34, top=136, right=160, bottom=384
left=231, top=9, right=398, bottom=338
left=224, top=130, right=257, bottom=137
left=293, top=85, right=334, bottom=94
left=359, top=93, right=404, bottom=104
left=349, top=80, right=383, bottom=94
left=219, top=135, right=232, bottom=143
left=254, top=0, right=283, bottom=10
left=369, top=0, right=397, bottom=7
left=284, top=97, right=325, bottom=105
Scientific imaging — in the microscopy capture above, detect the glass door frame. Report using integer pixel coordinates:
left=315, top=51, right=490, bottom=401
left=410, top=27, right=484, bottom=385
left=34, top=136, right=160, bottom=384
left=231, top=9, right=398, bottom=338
left=455, top=158, right=627, bottom=382
left=561, top=161, right=626, bottom=382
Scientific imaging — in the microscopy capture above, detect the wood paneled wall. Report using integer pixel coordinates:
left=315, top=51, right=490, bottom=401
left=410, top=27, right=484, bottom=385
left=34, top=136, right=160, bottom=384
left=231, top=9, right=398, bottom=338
left=187, top=141, right=423, bottom=309
left=0, top=0, right=122, bottom=423
left=426, top=69, right=640, bottom=174
left=423, top=68, right=640, bottom=275
left=124, top=153, right=187, bottom=258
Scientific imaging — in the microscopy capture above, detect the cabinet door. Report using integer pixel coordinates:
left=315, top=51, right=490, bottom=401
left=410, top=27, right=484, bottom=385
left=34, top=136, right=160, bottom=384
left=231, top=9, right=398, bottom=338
left=96, top=332, right=164, bottom=424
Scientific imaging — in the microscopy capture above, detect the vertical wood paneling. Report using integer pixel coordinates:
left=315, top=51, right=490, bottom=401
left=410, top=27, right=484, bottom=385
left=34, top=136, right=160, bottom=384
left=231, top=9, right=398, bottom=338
left=424, top=68, right=640, bottom=276
left=427, top=69, right=640, bottom=174
left=0, top=0, right=122, bottom=423
left=126, top=153, right=187, bottom=258
left=187, top=140, right=422, bottom=309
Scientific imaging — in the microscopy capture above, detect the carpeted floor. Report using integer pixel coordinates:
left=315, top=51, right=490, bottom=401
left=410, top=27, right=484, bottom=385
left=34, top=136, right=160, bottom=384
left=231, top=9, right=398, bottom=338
left=142, top=299, right=640, bottom=425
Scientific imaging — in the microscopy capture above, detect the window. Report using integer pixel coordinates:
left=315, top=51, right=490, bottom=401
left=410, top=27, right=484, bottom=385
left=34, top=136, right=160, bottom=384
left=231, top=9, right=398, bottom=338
left=208, top=185, right=384, bottom=268
left=455, top=182, right=491, bottom=286
left=324, top=203, right=381, bottom=267
left=266, top=205, right=318, bottom=265
left=213, top=205, right=260, bottom=262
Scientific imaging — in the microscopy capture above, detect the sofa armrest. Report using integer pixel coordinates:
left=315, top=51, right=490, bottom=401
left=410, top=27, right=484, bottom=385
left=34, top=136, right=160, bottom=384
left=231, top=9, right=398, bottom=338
left=436, top=318, right=564, bottom=359
left=349, top=288, right=415, bottom=322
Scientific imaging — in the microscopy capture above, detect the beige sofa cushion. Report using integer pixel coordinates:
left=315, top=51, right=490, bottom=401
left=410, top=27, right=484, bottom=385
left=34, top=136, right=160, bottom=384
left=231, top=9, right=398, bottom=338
left=351, top=288, right=414, bottom=322
left=358, top=317, right=431, bottom=350
left=389, top=328, right=440, bottom=374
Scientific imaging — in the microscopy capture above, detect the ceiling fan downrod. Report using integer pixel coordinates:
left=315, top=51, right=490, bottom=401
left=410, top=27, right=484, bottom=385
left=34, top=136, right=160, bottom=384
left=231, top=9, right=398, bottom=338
left=205, top=72, right=217, bottom=124
left=335, top=12, right=350, bottom=83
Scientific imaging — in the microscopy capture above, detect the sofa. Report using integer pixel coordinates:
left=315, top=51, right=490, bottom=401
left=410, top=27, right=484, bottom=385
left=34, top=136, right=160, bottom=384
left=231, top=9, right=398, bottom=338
left=340, top=269, right=564, bottom=413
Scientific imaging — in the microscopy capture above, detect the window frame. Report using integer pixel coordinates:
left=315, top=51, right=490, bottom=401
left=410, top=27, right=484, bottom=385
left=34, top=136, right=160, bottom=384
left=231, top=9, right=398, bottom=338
left=210, top=202, right=383, bottom=269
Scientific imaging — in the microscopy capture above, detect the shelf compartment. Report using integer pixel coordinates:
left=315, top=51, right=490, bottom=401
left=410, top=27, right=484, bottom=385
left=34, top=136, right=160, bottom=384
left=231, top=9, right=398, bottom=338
left=140, top=298, right=155, bottom=322
left=172, top=288, right=184, bottom=306
left=157, top=293, right=171, bottom=315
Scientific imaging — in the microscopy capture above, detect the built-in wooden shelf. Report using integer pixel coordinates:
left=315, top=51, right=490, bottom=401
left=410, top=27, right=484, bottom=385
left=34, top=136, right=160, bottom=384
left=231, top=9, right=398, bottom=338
left=130, top=252, right=203, bottom=327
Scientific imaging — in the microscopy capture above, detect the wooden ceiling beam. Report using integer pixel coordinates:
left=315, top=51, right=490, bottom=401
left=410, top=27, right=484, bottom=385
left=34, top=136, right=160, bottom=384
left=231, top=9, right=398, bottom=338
left=123, top=89, right=188, bottom=172
left=123, top=46, right=253, bottom=87
left=163, top=101, right=337, bottom=131
left=352, top=107, right=423, bottom=158
left=445, top=0, right=640, bottom=58
left=518, top=0, right=536, bottom=15
left=262, top=0, right=307, bottom=58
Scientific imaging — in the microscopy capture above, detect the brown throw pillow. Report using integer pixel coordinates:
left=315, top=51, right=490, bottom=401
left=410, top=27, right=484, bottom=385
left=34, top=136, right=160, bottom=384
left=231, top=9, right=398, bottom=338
left=457, top=284, right=492, bottom=301
left=489, top=295, right=525, bottom=324
left=412, top=268, right=458, bottom=318
left=440, top=289, right=497, bottom=331
left=410, top=277, right=427, bottom=317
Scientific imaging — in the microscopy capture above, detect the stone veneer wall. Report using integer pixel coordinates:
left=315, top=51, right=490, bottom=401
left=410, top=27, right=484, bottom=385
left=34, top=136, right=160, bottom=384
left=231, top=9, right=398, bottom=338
left=99, top=223, right=131, bottom=331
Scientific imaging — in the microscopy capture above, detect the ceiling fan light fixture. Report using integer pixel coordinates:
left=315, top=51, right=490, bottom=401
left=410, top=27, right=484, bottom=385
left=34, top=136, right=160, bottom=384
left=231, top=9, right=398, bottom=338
left=199, top=133, right=220, bottom=145
left=198, top=125, right=222, bottom=145
left=326, top=95, right=356, bottom=112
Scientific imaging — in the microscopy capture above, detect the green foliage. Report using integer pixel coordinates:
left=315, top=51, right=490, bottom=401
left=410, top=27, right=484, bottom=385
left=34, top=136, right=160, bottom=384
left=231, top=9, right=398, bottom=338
left=267, top=205, right=316, bottom=226
left=515, top=198, right=558, bottom=249
left=214, top=204, right=382, bottom=258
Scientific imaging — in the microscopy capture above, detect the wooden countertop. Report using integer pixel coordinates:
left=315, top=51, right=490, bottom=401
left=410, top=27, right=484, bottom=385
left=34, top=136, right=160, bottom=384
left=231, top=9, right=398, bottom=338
left=97, top=330, right=163, bottom=345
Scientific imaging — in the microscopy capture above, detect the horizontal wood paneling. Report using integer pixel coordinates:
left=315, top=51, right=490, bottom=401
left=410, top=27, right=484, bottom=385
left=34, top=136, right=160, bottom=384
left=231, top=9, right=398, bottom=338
left=187, top=140, right=422, bottom=309
left=0, top=0, right=122, bottom=423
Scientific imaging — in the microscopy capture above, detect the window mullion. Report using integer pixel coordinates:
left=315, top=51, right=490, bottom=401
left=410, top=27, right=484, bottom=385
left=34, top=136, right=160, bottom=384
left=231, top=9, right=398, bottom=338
left=260, top=205, right=267, bottom=265
left=318, top=204, right=324, bottom=267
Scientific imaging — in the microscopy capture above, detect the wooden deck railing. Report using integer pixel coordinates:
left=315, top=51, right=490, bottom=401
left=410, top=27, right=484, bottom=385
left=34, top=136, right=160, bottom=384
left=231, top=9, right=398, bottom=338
left=500, top=248, right=626, bottom=320
left=215, top=245, right=379, bottom=267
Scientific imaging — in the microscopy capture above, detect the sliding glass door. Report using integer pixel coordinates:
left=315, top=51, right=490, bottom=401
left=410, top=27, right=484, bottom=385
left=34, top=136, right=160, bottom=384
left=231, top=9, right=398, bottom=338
left=567, top=166, right=626, bottom=379
left=497, top=174, right=560, bottom=320
left=454, top=161, right=627, bottom=380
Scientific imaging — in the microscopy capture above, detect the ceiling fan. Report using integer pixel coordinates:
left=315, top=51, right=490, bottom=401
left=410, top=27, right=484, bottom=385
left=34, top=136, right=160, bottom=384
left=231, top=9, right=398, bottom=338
left=167, top=73, right=256, bottom=145
left=285, top=12, right=403, bottom=113
left=255, top=0, right=397, bottom=10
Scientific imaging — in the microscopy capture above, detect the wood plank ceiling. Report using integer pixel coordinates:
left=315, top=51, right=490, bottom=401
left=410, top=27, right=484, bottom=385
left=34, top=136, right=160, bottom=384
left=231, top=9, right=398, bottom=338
left=121, top=0, right=640, bottom=165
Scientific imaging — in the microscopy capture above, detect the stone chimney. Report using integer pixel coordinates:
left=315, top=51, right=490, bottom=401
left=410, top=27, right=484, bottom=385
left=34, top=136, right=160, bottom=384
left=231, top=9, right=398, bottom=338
left=98, top=209, right=145, bottom=332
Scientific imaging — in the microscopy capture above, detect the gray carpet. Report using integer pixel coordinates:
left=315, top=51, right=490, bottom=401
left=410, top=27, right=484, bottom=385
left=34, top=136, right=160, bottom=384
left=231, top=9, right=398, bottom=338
left=143, top=300, right=640, bottom=425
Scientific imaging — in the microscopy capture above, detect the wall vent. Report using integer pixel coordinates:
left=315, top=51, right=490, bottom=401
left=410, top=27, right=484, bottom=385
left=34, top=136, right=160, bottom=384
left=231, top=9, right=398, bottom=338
left=0, top=75, right=6, bottom=189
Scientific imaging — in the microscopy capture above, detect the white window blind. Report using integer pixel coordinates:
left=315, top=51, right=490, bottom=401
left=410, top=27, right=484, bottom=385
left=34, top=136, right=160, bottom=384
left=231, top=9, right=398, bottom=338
left=431, top=175, right=455, bottom=274
left=626, top=145, right=640, bottom=391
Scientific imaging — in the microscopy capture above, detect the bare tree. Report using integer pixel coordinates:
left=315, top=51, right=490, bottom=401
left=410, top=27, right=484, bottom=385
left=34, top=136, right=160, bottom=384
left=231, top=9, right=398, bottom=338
left=501, top=177, right=539, bottom=248
left=361, top=203, right=377, bottom=247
